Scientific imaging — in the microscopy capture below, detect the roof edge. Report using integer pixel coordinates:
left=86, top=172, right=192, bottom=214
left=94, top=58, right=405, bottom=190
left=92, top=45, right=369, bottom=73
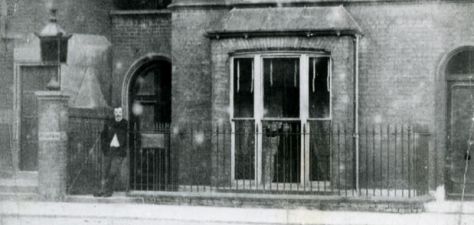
left=206, top=29, right=360, bottom=39
left=169, top=0, right=463, bottom=9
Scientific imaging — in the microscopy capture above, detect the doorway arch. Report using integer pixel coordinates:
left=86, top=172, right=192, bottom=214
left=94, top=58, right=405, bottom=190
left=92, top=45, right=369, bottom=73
left=443, top=46, right=474, bottom=198
left=128, top=59, right=171, bottom=129
left=123, top=54, right=172, bottom=191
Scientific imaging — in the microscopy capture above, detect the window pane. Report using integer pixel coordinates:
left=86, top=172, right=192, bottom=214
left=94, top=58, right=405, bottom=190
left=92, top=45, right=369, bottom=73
left=138, top=103, right=156, bottom=131
left=309, top=57, right=330, bottom=118
left=233, top=58, right=254, bottom=118
left=263, top=58, right=300, bottom=118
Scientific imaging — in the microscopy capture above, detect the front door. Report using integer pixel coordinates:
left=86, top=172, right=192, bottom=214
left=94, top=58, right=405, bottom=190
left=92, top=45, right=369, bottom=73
left=129, top=60, right=171, bottom=191
left=448, top=82, right=474, bottom=197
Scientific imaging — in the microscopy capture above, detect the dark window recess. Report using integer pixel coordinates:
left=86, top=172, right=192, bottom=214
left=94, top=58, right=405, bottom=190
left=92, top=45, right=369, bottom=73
left=309, top=57, right=330, bottom=118
left=263, top=58, right=300, bottom=118
left=113, top=0, right=171, bottom=10
left=234, top=120, right=255, bottom=180
left=262, top=121, right=301, bottom=183
left=233, top=58, right=254, bottom=118
left=309, top=120, right=331, bottom=181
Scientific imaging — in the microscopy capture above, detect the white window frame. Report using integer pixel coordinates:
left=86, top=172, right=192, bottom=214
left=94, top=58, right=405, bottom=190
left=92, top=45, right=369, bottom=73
left=230, top=51, right=332, bottom=187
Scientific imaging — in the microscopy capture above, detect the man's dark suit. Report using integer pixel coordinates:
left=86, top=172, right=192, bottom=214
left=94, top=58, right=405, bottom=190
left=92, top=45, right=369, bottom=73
left=101, top=119, right=128, bottom=157
left=97, top=119, right=128, bottom=196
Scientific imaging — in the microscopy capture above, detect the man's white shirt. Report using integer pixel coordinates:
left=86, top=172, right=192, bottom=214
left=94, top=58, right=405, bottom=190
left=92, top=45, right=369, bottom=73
left=110, top=134, right=120, bottom=147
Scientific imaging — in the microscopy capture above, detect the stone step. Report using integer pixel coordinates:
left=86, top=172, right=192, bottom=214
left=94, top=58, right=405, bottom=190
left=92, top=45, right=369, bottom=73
left=0, top=192, right=39, bottom=201
left=0, top=178, right=37, bottom=186
left=0, top=172, right=38, bottom=194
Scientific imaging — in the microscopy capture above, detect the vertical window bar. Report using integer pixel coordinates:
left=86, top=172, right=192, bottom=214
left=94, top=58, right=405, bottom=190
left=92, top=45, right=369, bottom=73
left=237, top=60, right=240, bottom=92
left=312, top=58, right=316, bottom=93
left=294, top=60, right=298, bottom=87
left=270, top=60, right=273, bottom=87
left=251, top=60, right=254, bottom=93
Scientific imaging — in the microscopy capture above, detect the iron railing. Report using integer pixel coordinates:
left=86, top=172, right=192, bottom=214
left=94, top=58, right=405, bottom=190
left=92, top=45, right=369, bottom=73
left=67, top=120, right=429, bottom=198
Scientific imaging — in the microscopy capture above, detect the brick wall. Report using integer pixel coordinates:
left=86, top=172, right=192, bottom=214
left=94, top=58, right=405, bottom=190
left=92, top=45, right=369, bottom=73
left=170, top=8, right=226, bottom=185
left=111, top=11, right=171, bottom=107
left=0, top=41, right=15, bottom=173
left=170, top=1, right=474, bottom=192
left=0, top=40, right=13, bottom=119
left=347, top=2, right=474, bottom=190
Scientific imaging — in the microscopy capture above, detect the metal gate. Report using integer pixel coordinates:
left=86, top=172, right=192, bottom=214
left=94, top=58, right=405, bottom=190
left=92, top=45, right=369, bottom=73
left=130, top=124, right=170, bottom=191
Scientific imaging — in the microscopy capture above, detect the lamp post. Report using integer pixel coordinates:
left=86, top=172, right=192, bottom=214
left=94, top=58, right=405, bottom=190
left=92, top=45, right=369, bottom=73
left=35, top=8, right=71, bottom=90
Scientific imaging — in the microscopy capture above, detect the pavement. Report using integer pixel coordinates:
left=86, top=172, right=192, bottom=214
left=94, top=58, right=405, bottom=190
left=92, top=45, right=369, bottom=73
left=3, top=198, right=474, bottom=225
left=2, top=186, right=474, bottom=225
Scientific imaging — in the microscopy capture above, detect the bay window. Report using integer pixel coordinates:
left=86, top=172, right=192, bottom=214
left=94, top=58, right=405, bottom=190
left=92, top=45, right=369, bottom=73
left=231, top=52, right=331, bottom=187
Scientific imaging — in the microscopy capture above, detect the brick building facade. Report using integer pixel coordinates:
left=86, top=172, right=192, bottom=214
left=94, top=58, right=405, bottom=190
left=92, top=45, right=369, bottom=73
left=1, top=0, right=474, bottom=203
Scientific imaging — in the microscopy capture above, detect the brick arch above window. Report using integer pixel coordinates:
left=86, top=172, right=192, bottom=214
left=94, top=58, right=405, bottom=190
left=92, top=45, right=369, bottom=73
left=445, top=46, right=474, bottom=77
left=121, top=53, right=171, bottom=119
left=435, top=45, right=474, bottom=83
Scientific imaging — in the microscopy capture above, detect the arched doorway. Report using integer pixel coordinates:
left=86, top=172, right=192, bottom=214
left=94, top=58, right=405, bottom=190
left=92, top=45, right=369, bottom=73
left=128, top=59, right=171, bottom=191
left=446, top=47, right=474, bottom=197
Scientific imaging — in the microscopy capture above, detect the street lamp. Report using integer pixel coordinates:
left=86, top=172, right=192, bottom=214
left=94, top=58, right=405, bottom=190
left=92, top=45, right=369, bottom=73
left=35, top=8, right=72, bottom=90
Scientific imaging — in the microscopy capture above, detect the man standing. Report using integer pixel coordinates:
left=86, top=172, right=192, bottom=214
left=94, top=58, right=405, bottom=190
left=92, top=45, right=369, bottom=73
left=94, top=107, right=128, bottom=197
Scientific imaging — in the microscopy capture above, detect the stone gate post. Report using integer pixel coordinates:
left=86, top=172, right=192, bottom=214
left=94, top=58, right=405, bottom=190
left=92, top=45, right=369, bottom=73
left=35, top=91, right=69, bottom=200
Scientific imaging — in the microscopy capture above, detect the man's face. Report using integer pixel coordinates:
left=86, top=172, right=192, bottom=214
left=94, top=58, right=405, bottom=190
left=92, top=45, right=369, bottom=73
left=114, top=108, right=123, bottom=122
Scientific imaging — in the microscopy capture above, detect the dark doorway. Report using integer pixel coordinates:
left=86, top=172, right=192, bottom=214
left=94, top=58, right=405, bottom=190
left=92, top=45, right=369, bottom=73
left=446, top=48, right=474, bottom=198
left=20, top=66, right=56, bottom=171
left=129, top=60, right=171, bottom=191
